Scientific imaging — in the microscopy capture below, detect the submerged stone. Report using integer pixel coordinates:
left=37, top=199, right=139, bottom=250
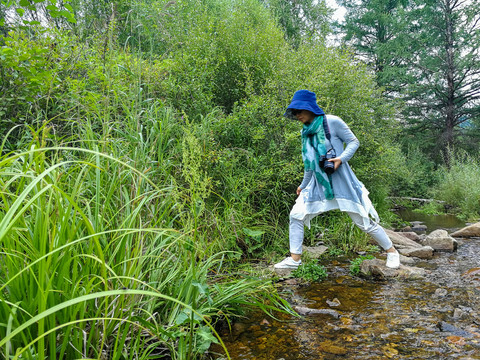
left=438, top=322, right=474, bottom=338
left=294, top=305, right=340, bottom=318
left=318, top=340, right=347, bottom=355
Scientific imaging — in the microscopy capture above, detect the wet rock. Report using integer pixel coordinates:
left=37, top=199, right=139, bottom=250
left=424, top=229, right=458, bottom=252
left=437, top=322, right=474, bottom=338
left=360, top=258, right=426, bottom=279
left=410, top=221, right=428, bottom=232
left=260, top=318, right=270, bottom=326
left=398, top=246, right=434, bottom=259
left=400, top=231, right=422, bottom=242
left=412, top=224, right=428, bottom=232
left=326, top=298, right=341, bottom=307
left=451, top=221, right=480, bottom=238
left=273, top=267, right=293, bottom=277
left=303, top=245, right=328, bottom=259
left=453, top=308, right=466, bottom=319
left=385, top=229, right=422, bottom=249
left=294, top=306, right=340, bottom=318
left=233, top=322, right=247, bottom=335
left=399, top=254, right=416, bottom=265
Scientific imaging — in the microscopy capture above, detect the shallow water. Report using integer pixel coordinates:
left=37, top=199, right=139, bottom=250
left=210, top=216, right=480, bottom=360
left=396, top=208, right=466, bottom=232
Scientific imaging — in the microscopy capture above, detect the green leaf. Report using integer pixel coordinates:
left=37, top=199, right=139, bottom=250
left=174, top=311, right=189, bottom=325
left=242, top=227, right=264, bottom=237
left=15, top=7, right=25, bottom=16
left=19, top=0, right=29, bottom=6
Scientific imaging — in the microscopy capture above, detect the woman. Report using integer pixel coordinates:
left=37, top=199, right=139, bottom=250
left=274, top=90, right=400, bottom=269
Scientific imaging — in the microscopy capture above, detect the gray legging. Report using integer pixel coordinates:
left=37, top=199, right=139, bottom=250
left=289, top=212, right=393, bottom=255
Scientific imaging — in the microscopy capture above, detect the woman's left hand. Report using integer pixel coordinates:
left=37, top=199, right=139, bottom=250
left=328, top=157, right=342, bottom=171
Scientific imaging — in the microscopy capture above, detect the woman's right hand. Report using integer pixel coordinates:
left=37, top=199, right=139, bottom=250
left=296, top=187, right=302, bottom=195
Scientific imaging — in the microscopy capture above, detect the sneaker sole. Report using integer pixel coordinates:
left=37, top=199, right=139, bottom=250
left=274, top=264, right=301, bottom=269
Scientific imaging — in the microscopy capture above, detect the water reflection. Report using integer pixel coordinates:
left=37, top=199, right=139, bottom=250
left=396, top=209, right=465, bottom=232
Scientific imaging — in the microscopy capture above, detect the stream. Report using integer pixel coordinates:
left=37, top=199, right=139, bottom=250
left=210, top=213, right=480, bottom=359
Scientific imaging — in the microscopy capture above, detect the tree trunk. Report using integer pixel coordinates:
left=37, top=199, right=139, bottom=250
left=443, top=0, right=456, bottom=167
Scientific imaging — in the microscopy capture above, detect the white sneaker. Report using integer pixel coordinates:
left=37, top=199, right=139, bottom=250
left=386, top=251, right=400, bottom=269
left=274, top=256, right=302, bottom=269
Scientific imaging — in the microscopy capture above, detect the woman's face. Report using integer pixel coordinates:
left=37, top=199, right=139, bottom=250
left=293, top=109, right=315, bottom=125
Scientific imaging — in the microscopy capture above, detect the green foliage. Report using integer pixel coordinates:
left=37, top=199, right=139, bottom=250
left=327, top=246, right=345, bottom=257
left=292, top=260, right=328, bottom=282
left=431, top=150, right=480, bottom=220
left=310, top=211, right=372, bottom=254
left=157, top=0, right=287, bottom=116
left=413, top=202, right=444, bottom=216
left=242, top=228, right=266, bottom=256
left=389, top=145, right=438, bottom=197
left=261, top=0, right=332, bottom=46
left=1, top=0, right=75, bottom=30
left=349, top=255, right=375, bottom=275
left=0, top=29, right=59, bottom=129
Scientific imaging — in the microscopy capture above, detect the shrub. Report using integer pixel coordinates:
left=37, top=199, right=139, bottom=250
left=432, top=150, right=480, bottom=220
left=292, top=260, right=328, bottom=282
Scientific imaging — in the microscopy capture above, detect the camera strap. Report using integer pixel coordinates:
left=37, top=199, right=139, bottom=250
left=322, top=115, right=331, bottom=141
left=323, top=115, right=335, bottom=155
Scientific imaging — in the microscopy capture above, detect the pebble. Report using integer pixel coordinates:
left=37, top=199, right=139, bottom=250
left=434, top=288, right=448, bottom=297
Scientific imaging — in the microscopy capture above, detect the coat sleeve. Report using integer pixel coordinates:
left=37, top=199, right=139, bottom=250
left=299, top=170, right=313, bottom=189
left=329, top=116, right=359, bottom=163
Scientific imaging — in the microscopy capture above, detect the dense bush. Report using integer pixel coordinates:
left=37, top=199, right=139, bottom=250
left=432, top=151, right=480, bottom=220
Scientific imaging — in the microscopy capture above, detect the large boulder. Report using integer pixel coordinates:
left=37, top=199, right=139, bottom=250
left=360, top=259, right=426, bottom=279
left=424, top=229, right=458, bottom=252
left=451, top=222, right=480, bottom=238
left=385, top=229, right=422, bottom=249
left=398, top=246, right=434, bottom=259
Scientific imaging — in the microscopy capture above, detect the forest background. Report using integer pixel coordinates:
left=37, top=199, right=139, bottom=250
left=1, top=0, right=480, bottom=359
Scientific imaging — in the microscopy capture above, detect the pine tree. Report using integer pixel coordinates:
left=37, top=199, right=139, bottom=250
left=341, top=0, right=480, bottom=164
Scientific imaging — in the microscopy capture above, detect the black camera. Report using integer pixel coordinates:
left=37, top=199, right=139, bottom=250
left=319, top=148, right=336, bottom=175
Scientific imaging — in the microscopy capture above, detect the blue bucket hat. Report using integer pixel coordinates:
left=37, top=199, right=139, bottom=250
left=284, top=90, right=325, bottom=119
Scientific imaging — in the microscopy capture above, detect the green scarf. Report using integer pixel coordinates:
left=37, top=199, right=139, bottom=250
left=301, top=115, right=334, bottom=200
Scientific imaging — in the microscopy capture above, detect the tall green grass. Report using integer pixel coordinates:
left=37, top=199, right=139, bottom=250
left=0, top=116, right=291, bottom=359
